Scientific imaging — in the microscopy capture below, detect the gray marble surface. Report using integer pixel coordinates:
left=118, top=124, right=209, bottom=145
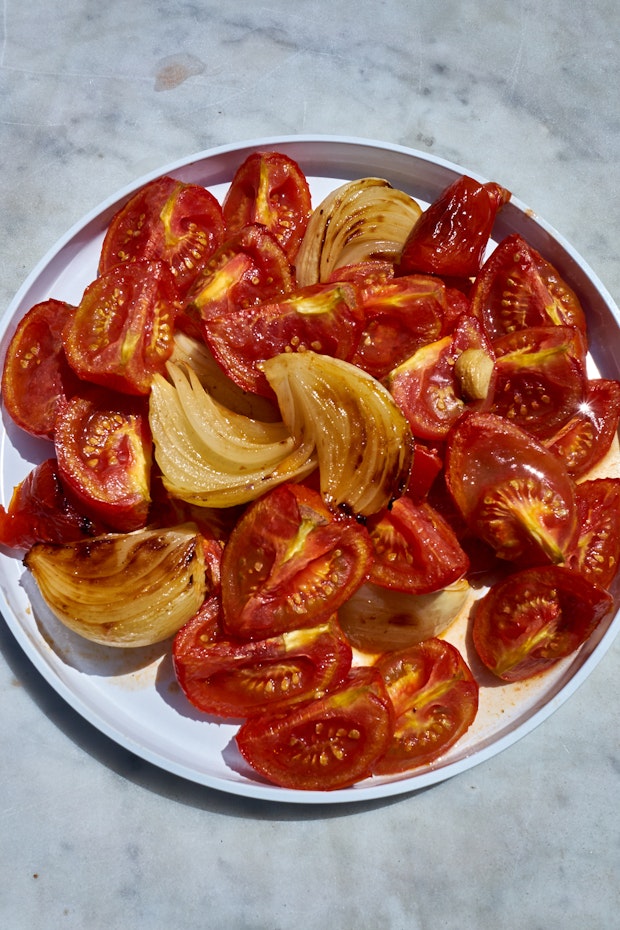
left=2, top=2, right=620, bottom=928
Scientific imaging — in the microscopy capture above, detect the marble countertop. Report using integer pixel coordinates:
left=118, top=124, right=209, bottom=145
left=2, top=2, right=620, bottom=927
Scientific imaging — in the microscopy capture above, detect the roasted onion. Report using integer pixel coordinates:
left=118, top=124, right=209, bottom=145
left=261, top=351, right=413, bottom=516
left=25, top=524, right=208, bottom=647
left=149, top=361, right=317, bottom=507
left=295, top=177, right=422, bottom=286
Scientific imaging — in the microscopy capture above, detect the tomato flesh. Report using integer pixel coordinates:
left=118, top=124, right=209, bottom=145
left=568, top=478, right=620, bottom=590
left=543, top=379, right=620, bottom=479
left=236, top=667, right=394, bottom=790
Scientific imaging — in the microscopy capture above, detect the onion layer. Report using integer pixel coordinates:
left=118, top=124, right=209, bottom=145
left=261, top=351, right=413, bottom=516
left=25, top=524, right=208, bottom=647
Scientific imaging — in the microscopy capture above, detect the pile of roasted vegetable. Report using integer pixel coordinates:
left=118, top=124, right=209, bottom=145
left=2, top=150, right=620, bottom=790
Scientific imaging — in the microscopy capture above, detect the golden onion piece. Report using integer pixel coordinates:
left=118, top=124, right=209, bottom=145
left=25, top=524, right=208, bottom=647
left=338, top=579, right=472, bottom=654
left=149, top=361, right=317, bottom=507
left=261, top=351, right=414, bottom=517
left=295, top=177, right=422, bottom=286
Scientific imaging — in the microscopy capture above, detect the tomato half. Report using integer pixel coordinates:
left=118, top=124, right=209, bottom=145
left=366, top=497, right=469, bottom=594
left=54, top=393, right=152, bottom=532
left=472, top=564, right=612, bottom=681
left=398, top=175, right=510, bottom=279
left=491, top=324, right=588, bottom=440
left=543, top=378, right=620, bottom=479
left=186, top=224, right=294, bottom=321
left=469, top=233, right=587, bottom=340
left=0, top=458, right=106, bottom=550
left=372, top=639, right=479, bottom=774
left=202, top=282, right=363, bottom=397
left=222, top=151, right=312, bottom=262
left=445, top=412, right=578, bottom=565
left=173, top=597, right=352, bottom=718
left=98, top=176, right=226, bottom=297
left=568, top=478, right=620, bottom=590
left=220, top=483, right=373, bottom=639
left=1, top=299, right=80, bottom=438
left=236, top=667, right=394, bottom=790
left=63, top=260, right=180, bottom=396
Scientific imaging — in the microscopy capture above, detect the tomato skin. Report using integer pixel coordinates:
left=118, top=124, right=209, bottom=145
left=63, top=260, right=180, bottom=396
left=405, top=442, right=443, bottom=503
left=222, top=151, right=312, bottom=262
left=186, top=224, right=294, bottom=321
left=173, top=597, right=352, bottom=718
left=372, top=639, right=479, bottom=774
left=0, top=458, right=106, bottom=550
left=398, top=175, right=510, bottom=279
left=366, top=497, right=469, bottom=594
left=543, top=379, right=620, bottom=479
left=469, top=233, right=587, bottom=340
left=445, top=412, right=578, bottom=565
left=567, top=478, right=620, bottom=590
left=54, top=393, right=152, bottom=533
left=472, top=565, right=613, bottom=682
left=98, top=176, right=226, bottom=297
left=1, top=299, right=80, bottom=439
left=491, top=324, right=588, bottom=440
left=236, top=667, right=394, bottom=790
left=221, top=483, right=374, bottom=639
left=202, top=282, right=364, bottom=397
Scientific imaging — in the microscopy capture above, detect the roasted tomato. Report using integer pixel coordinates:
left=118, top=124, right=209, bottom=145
left=98, top=176, right=226, bottom=297
left=398, top=175, right=510, bottom=279
left=222, top=151, right=312, bottom=262
left=220, top=483, right=373, bottom=639
left=0, top=458, right=106, bottom=550
left=543, top=379, right=620, bottom=479
left=366, top=497, right=469, bottom=594
left=1, top=299, right=80, bottom=439
left=328, top=259, right=395, bottom=295
left=173, top=597, right=352, bottom=718
left=348, top=275, right=449, bottom=380
left=568, top=478, right=620, bottom=590
left=186, top=224, right=294, bottom=321
left=63, top=260, right=180, bottom=396
left=202, top=282, right=363, bottom=397
left=469, top=233, right=587, bottom=340
left=472, top=564, right=613, bottom=682
left=54, top=392, right=152, bottom=532
left=445, top=412, right=578, bottom=565
left=388, top=314, right=495, bottom=440
left=405, top=442, right=443, bottom=503
left=372, top=639, right=479, bottom=774
left=236, top=667, right=394, bottom=790
left=491, top=324, right=588, bottom=440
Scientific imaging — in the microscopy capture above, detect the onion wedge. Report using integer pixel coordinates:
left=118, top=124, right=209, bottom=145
left=261, top=351, right=413, bottom=517
left=295, top=178, right=422, bottom=286
left=25, top=524, right=209, bottom=647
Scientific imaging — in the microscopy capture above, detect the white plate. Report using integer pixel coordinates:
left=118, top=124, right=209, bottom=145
left=2, top=135, right=620, bottom=805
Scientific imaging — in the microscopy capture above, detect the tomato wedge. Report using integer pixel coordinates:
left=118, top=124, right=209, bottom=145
left=372, top=639, right=479, bottom=774
left=472, top=564, right=612, bottom=682
left=220, top=483, right=373, bottom=639
left=445, top=412, right=578, bottom=565
left=236, top=667, right=394, bottom=790
left=98, top=176, right=226, bottom=297
left=222, top=151, right=312, bottom=262
left=54, top=393, right=152, bottom=532
left=366, top=497, right=469, bottom=594
left=173, top=597, right=352, bottom=718
left=491, top=324, right=588, bottom=440
left=398, top=175, right=510, bottom=279
left=202, top=282, right=363, bottom=397
left=1, top=299, right=80, bottom=438
left=543, top=378, right=620, bottom=479
left=469, top=233, right=587, bottom=340
left=63, top=260, right=180, bottom=396
left=0, top=458, right=106, bottom=550
left=568, top=478, right=620, bottom=590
